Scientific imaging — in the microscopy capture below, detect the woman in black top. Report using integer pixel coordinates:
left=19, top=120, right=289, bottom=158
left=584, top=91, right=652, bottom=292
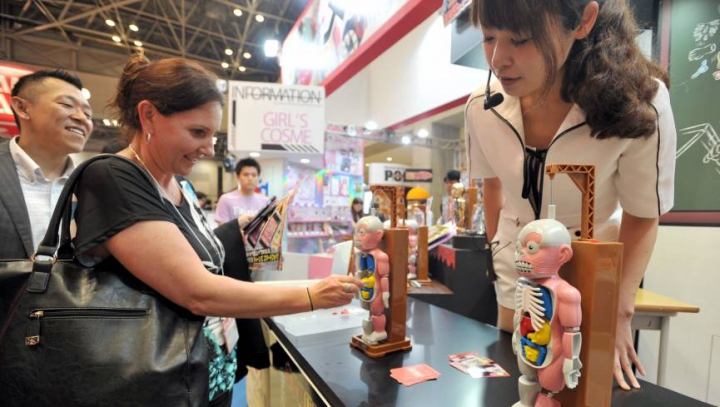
left=72, top=54, right=362, bottom=406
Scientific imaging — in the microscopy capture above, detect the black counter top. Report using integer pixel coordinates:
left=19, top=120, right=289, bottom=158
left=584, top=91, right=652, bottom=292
left=266, top=298, right=711, bottom=407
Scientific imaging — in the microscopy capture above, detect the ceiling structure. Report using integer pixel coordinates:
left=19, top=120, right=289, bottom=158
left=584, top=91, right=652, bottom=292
left=0, top=0, right=309, bottom=152
left=0, top=0, right=308, bottom=81
left=0, top=1, right=464, bottom=155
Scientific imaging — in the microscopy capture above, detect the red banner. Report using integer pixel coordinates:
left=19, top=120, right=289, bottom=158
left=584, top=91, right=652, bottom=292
left=0, top=64, right=33, bottom=138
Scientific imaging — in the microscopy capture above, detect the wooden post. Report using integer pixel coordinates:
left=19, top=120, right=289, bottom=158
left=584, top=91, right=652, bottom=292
left=416, top=225, right=430, bottom=282
left=465, top=186, right=477, bottom=231
left=556, top=240, right=623, bottom=407
left=350, top=228, right=412, bottom=357
left=369, top=185, right=406, bottom=227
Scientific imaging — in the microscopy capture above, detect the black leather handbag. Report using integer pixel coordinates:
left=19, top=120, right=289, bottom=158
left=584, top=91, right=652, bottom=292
left=0, top=155, right=209, bottom=407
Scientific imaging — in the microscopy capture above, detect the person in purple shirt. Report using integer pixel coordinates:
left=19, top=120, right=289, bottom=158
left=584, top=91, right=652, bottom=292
left=215, top=157, right=269, bottom=227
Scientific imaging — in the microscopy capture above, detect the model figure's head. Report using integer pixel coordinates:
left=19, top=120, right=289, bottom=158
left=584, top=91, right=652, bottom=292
left=354, top=215, right=384, bottom=251
left=514, top=218, right=573, bottom=278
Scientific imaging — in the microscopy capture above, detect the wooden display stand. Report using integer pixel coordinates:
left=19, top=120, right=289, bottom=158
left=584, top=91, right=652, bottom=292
left=351, top=227, right=412, bottom=357
left=556, top=241, right=622, bottom=407
left=352, top=185, right=412, bottom=358
left=415, top=225, right=430, bottom=282
left=464, top=186, right=477, bottom=231
left=546, top=164, right=621, bottom=407
left=404, top=199, right=430, bottom=283
left=369, top=185, right=406, bottom=227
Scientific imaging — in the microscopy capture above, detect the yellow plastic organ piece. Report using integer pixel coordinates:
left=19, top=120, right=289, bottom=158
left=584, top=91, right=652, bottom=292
left=360, top=275, right=376, bottom=300
left=528, top=321, right=551, bottom=345
left=524, top=346, right=540, bottom=363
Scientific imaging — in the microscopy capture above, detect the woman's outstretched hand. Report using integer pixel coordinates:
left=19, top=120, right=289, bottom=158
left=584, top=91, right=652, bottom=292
left=309, top=275, right=363, bottom=310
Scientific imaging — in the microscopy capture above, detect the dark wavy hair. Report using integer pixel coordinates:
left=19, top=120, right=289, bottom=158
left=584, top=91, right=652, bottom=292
left=471, top=0, right=669, bottom=140
left=112, top=53, right=224, bottom=141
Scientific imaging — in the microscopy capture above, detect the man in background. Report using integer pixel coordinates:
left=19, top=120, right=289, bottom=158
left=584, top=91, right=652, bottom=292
left=215, top=157, right=269, bottom=227
left=439, top=169, right=461, bottom=224
left=0, top=69, right=93, bottom=259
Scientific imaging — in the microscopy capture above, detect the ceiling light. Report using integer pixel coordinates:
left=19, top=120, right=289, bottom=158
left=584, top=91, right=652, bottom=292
left=129, top=24, right=139, bottom=32
left=111, top=35, right=121, bottom=43
left=111, top=120, right=119, bottom=127
left=233, top=8, right=242, bottom=17
left=255, top=14, right=265, bottom=23
left=105, top=19, right=116, bottom=27
left=386, top=157, right=393, bottom=162
left=221, top=62, right=229, bottom=69
left=102, top=119, right=112, bottom=126
left=238, top=66, right=246, bottom=72
left=417, top=128, right=429, bottom=138
left=264, top=39, right=279, bottom=57
left=365, top=121, right=378, bottom=130
left=401, top=135, right=411, bottom=145
left=225, top=48, right=233, bottom=56
left=243, top=52, right=252, bottom=59
left=133, top=40, right=143, bottom=47
left=81, top=88, right=91, bottom=100
left=300, top=158, right=310, bottom=164
left=249, top=152, right=260, bottom=158
left=212, top=136, right=218, bottom=145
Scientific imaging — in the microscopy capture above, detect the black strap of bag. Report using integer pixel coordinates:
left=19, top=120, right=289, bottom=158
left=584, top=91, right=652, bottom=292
left=0, top=154, right=210, bottom=407
left=28, top=154, right=161, bottom=293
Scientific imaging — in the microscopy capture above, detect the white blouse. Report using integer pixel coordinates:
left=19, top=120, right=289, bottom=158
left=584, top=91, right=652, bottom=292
left=464, top=78, right=677, bottom=243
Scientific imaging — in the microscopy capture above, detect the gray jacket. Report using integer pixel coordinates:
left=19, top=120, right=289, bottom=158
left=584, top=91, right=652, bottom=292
left=0, top=140, right=34, bottom=260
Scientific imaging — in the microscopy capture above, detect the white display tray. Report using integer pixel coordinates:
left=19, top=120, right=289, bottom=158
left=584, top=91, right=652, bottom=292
left=271, top=302, right=365, bottom=347
left=258, top=280, right=366, bottom=346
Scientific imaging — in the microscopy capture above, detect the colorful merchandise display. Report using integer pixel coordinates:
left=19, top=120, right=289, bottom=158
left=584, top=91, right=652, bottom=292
left=285, top=134, right=364, bottom=254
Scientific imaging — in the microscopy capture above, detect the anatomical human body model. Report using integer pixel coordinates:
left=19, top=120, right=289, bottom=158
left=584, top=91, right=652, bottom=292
left=406, top=220, right=419, bottom=280
left=513, top=219, right=582, bottom=407
left=450, top=182, right=466, bottom=232
left=354, top=216, right=390, bottom=345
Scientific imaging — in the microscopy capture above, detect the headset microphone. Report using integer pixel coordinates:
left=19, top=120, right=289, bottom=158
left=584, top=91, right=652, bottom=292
left=483, top=69, right=504, bottom=110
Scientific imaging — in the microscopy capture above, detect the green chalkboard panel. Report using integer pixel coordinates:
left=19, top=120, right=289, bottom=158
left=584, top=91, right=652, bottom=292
left=669, top=0, right=720, bottom=211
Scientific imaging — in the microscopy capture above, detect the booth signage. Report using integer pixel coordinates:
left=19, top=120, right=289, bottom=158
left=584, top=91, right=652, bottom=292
left=368, top=163, right=409, bottom=185
left=227, top=81, right=325, bottom=155
left=281, top=0, right=405, bottom=86
left=404, top=168, right=433, bottom=183
left=0, top=65, right=33, bottom=138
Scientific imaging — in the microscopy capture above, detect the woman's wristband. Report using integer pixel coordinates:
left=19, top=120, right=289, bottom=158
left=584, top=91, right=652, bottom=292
left=306, top=287, right=315, bottom=312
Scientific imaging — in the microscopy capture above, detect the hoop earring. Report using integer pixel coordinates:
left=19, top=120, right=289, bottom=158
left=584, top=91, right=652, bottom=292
left=146, top=132, right=152, bottom=144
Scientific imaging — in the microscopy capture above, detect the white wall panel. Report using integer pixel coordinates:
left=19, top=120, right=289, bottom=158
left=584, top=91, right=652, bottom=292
left=368, top=14, right=483, bottom=128
left=639, top=226, right=720, bottom=402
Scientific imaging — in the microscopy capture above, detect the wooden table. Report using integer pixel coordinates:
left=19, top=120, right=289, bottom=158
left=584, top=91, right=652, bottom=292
left=633, top=288, right=700, bottom=387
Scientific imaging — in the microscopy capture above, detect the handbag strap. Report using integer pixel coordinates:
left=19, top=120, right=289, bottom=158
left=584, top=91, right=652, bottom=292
left=29, top=154, right=162, bottom=293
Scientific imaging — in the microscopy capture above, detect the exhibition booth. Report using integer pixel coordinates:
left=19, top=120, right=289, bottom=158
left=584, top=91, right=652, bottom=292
left=1, top=0, right=719, bottom=406
left=230, top=1, right=719, bottom=407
